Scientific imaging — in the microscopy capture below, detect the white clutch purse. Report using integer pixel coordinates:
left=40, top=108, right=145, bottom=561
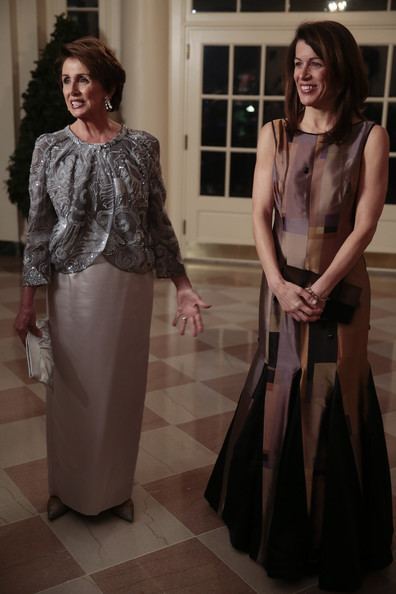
left=25, top=319, right=54, bottom=386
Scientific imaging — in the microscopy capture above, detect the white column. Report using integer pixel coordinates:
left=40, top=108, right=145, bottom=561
left=0, top=1, right=19, bottom=242
left=120, top=0, right=170, bottom=177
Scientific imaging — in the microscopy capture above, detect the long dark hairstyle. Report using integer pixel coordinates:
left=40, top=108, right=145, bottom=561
left=284, top=21, right=368, bottom=143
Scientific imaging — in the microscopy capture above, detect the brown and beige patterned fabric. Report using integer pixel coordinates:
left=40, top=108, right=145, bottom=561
left=205, top=119, right=394, bottom=591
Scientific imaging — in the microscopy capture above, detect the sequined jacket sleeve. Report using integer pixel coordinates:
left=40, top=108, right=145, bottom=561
left=22, top=135, right=57, bottom=286
left=145, top=136, right=186, bottom=278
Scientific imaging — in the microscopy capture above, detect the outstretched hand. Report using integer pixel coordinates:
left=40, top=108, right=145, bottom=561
left=173, top=288, right=211, bottom=337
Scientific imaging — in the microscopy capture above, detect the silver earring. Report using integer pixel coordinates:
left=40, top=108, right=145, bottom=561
left=104, top=96, right=112, bottom=112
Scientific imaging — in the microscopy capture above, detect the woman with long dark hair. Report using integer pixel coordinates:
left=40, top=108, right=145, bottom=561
left=205, top=21, right=393, bottom=591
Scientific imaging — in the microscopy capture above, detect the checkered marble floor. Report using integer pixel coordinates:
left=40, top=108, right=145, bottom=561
left=0, top=255, right=395, bottom=594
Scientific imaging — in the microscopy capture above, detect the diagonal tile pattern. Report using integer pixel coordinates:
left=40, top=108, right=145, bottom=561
left=0, top=256, right=395, bottom=593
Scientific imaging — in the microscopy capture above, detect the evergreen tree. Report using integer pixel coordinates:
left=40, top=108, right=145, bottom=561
left=7, top=14, right=84, bottom=218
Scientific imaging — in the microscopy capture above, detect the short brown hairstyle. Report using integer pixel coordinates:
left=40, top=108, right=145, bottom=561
left=58, top=37, right=126, bottom=111
left=284, top=21, right=368, bottom=144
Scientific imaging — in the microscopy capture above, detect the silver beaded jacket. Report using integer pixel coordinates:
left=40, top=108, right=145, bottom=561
left=22, top=126, right=186, bottom=286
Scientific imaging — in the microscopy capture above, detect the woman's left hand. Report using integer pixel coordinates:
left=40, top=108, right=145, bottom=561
left=173, top=288, right=211, bottom=337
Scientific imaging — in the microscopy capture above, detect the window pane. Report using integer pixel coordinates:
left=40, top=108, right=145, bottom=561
left=291, top=0, right=388, bottom=7
left=68, top=11, right=98, bottom=36
left=202, top=100, right=228, bottom=146
left=230, top=153, right=256, bottom=198
left=203, top=46, right=229, bottom=94
left=201, top=152, right=226, bottom=195
left=265, top=47, right=287, bottom=95
left=263, top=101, right=285, bottom=124
left=193, top=0, right=237, bottom=11
left=232, top=101, right=259, bottom=147
left=290, top=0, right=325, bottom=9
left=360, top=46, right=387, bottom=96
left=387, top=104, right=396, bottom=152
left=233, top=47, right=261, bottom=95
left=241, top=0, right=285, bottom=10
left=363, top=102, right=383, bottom=125
left=342, top=0, right=387, bottom=8
left=67, top=0, right=97, bottom=6
left=386, top=158, right=396, bottom=205
left=390, top=48, right=396, bottom=97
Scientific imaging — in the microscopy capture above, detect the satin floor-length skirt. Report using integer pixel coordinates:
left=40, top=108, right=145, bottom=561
left=46, top=256, right=154, bottom=515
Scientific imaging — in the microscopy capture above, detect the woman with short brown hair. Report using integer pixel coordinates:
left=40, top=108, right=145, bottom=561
left=15, top=37, right=209, bottom=524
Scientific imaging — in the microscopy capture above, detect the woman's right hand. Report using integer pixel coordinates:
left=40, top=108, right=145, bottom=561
left=14, top=306, right=41, bottom=345
left=272, top=280, right=324, bottom=322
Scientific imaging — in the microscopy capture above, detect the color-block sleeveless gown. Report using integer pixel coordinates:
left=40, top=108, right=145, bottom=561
left=205, top=119, right=393, bottom=591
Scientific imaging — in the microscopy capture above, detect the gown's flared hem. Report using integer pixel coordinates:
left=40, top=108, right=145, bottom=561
left=205, top=364, right=393, bottom=592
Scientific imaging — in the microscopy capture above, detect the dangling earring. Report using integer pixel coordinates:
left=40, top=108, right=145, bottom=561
left=104, top=96, right=113, bottom=112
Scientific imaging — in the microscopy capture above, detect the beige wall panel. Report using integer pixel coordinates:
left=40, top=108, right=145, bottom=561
left=197, top=211, right=253, bottom=245
left=0, top=1, right=18, bottom=242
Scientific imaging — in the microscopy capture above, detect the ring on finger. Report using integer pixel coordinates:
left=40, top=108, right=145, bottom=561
left=181, top=316, right=188, bottom=321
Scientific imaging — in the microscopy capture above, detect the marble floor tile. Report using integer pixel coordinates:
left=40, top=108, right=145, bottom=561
left=36, top=576, right=104, bottom=594
left=149, top=316, right=176, bottom=337
left=45, top=484, right=193, bottom=574
left=369, top=340, right=396, bottom=361
left=145, top=382, right=235, bottom=425
left=378, top=386, right=396, bottom=413
left=0, top=362, right=25, bottom=390
left=0, top=257, right=395, bottom=594
left=0, top=302, right=16, bottom=320
left=376, top=372, right=396, bottom=396
left=199, top=527, right=316, bottom=594
left=3, top=357, right=37, bottom=384
left=146, top=360, right=194, bottom=391
left=383, top=411, right=396, bottom=438
left=138, top=425, right=216, bottom=476
left=0, top=468, right=36, bottom=524
left=148, top=332, right=211, bottom=358
left=141, top=405, right=169, bottom=431
left=5, top=458, right=48, bottom=513
left=199, top=325, right=258, bottom=348
left=144, top=465, right=223, bottom=534
left=0, top=416, right=46, bottom=468
left=0, top=386, right=46, bottom=424
left=203, top=371, right=247, bottom=402
left=370, top=351, right=396, bottom=375
left=0, top=317, right=16, bottom=338
left=224, top=341, right=258, bottom=363
left=0, top=516, right=84, bottom=594
left=0, top=286, right=22, bottom=302
left=0, top=274, right=20, bottom=289
left=28, top=381, right=47, bottom=403
left=178, top=411, right=235, bottom=453
left=164, top=349, right=249, bottom=381
left=135, top=447, right=183, bottom=485
left=386, top=433, right=396, bottom=471
left=92, top=537, right=255, bottom=594
left=0, top=336, right=25, bottom=363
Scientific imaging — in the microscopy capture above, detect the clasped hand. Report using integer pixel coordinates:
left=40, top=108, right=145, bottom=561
left=274, top=280, right=325, bottom=322
left=173, top=288, right=211, bottom=337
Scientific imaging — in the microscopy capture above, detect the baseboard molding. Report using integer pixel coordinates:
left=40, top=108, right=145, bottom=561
left=185, top=244, right=396, bottom=270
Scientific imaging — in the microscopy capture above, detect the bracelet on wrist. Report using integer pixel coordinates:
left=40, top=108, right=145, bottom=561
left=305, top=286, right=329, bottom=304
